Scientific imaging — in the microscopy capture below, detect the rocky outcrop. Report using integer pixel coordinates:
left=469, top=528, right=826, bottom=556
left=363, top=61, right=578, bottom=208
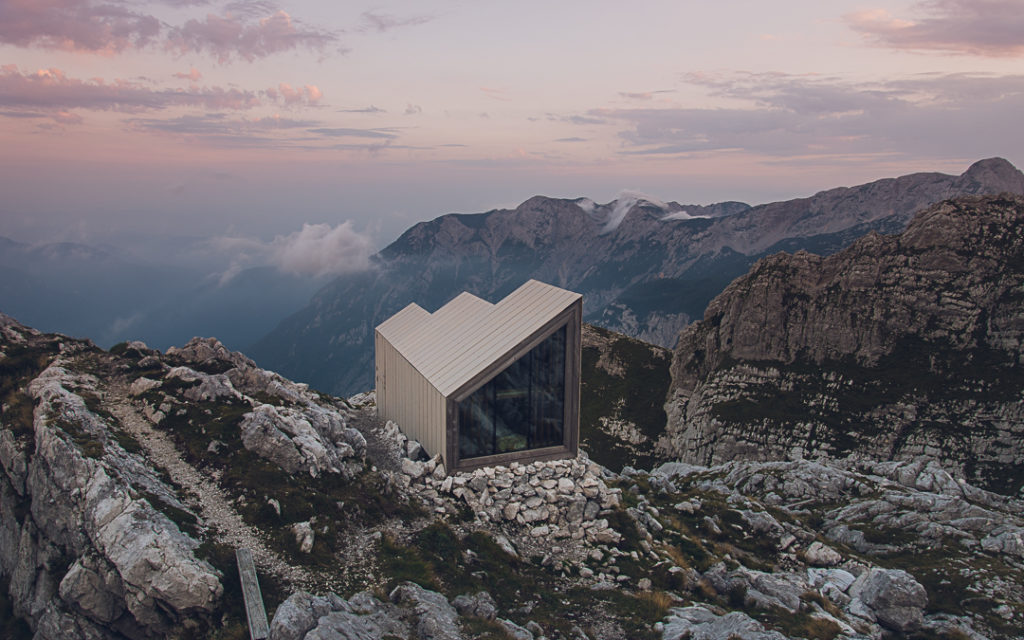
left=252, top=158, right=1024, bottom=396
left=662, top=194, right=1024, bottom=494
left=662, top=606, right=788, bottom=640
left=849, top=568, right=928, bottom=632
left=0, top=328, right=368, bottom=637
left=0, top=337, right=222, bottom=638
left=650, top=457, right=1024, bottom=638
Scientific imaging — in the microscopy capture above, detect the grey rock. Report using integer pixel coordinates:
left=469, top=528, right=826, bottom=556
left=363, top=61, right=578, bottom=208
left=804, top=541, right=843, bottom=567
left=390, top=581, right=465, bottom=640
left=662, top=605, right=788, bottom=640
left=451, top=591, right=496, bottom=620
left=239, top=403, right=360, bottom=478
left=661, top=194, right=1024, bottom=493
left=292, top=522, right=315, bottom=553
left=498, top=618, right=534, bottom=640
left=270, top=591, right=339, bottom=640
left=849, top=568, right=928, bottom=632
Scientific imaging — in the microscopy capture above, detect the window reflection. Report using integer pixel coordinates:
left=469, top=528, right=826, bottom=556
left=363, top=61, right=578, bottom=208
left=458, top=325, right=566, bottom=459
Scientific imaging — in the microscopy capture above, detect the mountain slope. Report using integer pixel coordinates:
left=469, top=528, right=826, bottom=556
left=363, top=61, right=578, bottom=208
left=251, top=158, right=1024, bottom=396
left=662, top=193, right=1024, bottom=494
left=6, top=317, right=1024, bottom=634
left=4, top=317, right=1024, bottom=639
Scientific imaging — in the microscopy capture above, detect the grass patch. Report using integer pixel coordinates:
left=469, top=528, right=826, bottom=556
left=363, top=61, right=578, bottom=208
left=112, top=429, right=144, bottom=455
left=153, top=382, right=423, bottom=566
left=141, top=490, right=200, bottom=538
left=380, top=533, right=440, bottom=591
left=1, top=340, right=61, bottom=451
left=461, top=617, right=516, bottom=640
left=378, top=522, right=664, bottom=639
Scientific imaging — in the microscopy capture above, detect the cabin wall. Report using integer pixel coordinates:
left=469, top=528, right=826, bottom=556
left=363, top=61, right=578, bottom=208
left=375, top=330, right=447, bottom=466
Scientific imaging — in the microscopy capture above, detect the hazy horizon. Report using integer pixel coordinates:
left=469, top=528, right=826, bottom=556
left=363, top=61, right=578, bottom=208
left=2, top=0, right=1023, bottom=266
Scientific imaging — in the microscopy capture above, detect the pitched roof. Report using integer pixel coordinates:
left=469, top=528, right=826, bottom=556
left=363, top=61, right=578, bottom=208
left=376, top=280, right=581, bottom=396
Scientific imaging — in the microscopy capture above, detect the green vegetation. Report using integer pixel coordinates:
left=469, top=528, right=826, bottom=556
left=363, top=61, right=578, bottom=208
left=0, top=340, right=61, bottom=451
left=151, top=389, right=422, bottom=568
left=53, top=414, right=105, bottom=459
left=377, top=521, right=665, bottom=639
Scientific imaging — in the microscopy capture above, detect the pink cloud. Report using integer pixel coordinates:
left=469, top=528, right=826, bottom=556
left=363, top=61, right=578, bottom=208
left=0, top=66, right=262, bottom=115
left=0, top=0, right=160, bottom=53
left=174, top=67, right=203, bottom=83
left=267, top=82, right=323, bottom=106
left=166, top=10, right=336, bottom=63
left=846, top=0, right=1024, bottom=57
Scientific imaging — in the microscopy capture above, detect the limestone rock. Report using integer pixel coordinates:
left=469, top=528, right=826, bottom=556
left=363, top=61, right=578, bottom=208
left=239, top=403, right=361, bottom=478
left=389, top=582, right=465, bottom=640
left=662, top=605, right=788, bottom=640
left=128, top=377, right=160, bottom=397
left=804, top=541, right=842, bottom=567
left=849, top=568, right=928, bottom=632
left=661, top=194, right=1024, bottom=495
left=451, top=591, right=496, bottom=620
left=292, top=522, right=315, bottom=553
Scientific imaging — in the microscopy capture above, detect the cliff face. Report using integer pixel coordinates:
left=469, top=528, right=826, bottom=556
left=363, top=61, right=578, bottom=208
left=662, top=194, right=1024, bottom=494
left=251, top=159, right=1024, bottom=396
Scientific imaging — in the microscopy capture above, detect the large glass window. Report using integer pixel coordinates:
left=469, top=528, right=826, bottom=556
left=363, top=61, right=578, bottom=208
left=458, top=325, right=566, bottom=459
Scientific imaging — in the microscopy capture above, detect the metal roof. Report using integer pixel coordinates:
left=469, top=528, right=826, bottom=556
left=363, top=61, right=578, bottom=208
left=376, top=280, right=581, bottom=397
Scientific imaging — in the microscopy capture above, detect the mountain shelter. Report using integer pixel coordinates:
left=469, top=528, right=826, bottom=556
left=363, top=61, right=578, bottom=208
left=375, top=280, right=582, bottom=473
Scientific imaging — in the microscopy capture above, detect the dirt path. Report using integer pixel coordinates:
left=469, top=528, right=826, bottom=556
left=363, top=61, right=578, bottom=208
left=105, top=383, right=318, bottom=591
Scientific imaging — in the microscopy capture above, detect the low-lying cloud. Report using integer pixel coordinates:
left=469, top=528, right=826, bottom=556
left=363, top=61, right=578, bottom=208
left=272, top=222, right=374, bottom=278
left=212, top=221, right=375, bottom=284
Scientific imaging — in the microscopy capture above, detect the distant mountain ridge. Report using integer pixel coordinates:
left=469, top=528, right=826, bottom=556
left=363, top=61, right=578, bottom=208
left=251, top=158, right=1024, bottom=396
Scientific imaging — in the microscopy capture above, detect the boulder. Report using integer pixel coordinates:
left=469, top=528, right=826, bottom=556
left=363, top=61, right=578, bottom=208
left=390, top=582, right=465, bottom=640
left=804, top=541, right=843, bottom=567
left=451, top=591, right=496, bottom=620
left=662, top=605, right=788, bottom=640
left=849, top=568, right=928, bottom=632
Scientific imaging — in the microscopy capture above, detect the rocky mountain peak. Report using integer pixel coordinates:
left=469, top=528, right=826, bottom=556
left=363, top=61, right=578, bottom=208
left=663, top=193, right=1024, bottom=494
left=958, top=157, right=1024, bottom=193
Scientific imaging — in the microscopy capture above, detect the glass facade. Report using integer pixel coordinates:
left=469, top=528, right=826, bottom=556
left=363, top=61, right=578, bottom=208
left=458, top=325, right=566, bottom=459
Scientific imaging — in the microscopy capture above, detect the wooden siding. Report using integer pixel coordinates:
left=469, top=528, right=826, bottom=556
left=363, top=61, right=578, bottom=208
left=375, top=280, right=582, bottom=473
left=375, top=280, right=582, bottom=397
left=375, top=329, right=447, bottom=466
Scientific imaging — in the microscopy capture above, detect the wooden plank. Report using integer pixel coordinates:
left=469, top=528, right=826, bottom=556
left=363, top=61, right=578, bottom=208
left=235, top=548, right=269, bottom=640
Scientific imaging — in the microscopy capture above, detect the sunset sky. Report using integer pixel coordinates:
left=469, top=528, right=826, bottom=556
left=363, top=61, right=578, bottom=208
left=2, top=0, right=1023, bottom=267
